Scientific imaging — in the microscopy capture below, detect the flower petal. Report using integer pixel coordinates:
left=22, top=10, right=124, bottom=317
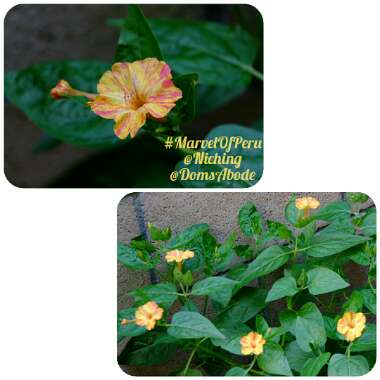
left=114, top=110, right=146, bottom=139
left=90, top=95, right=128, bottom=119
left=143, top=102, right=176, bottom=119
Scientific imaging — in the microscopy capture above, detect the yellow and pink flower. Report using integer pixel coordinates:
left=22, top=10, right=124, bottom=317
left=51, top=58, right=182, bottom=139
left=135, top=301, right=164, bottom=331
left=240, top=332, right=266, bottom=356
left=337, top=311, right=366, bottom=342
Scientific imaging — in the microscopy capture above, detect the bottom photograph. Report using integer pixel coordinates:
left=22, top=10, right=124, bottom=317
left=117, top=192, right=376, bottom=376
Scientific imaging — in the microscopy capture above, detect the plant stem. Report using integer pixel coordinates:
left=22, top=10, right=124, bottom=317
left=346, top=342, right=353, bottom=359
left=183, top=338, right=208, bottom=375
left=245, top=356, right=257, bottom=374
left=197, top=346, right=237, bottom=367
left=368, top=278, right=376, bottom=294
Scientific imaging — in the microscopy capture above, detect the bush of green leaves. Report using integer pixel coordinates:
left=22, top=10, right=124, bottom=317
left=117, top=193, right=376, bottom=376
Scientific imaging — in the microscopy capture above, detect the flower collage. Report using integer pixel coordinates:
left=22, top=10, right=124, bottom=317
left=1, top=3, right=377, bottom=380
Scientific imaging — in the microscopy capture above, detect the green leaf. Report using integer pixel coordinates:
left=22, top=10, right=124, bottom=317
left=225, top=367, right=248, bottom=376
left=266, top=220, right=293, bottom=240
left=351, top=324, right=376, bottom=352
left=181, top=299, right=199, bottom=313
left=361, top=209, right=376, bottom=236
left=306, top=267, right=349, bottom=295
left=176, top=125, right=263, bottom=188
left=210, top=232, right=237, bottom=272
left=305, top=231, right=369, bottom=258
left=299, top=222, right=317, bottom=245
left=117, top=242, right=154, bottom=270
left=114, top=5, right=163, bottom=62
left=347, top=246, right=371, bottom=266
left=118, top=332, right=179, bottom=365
left=5, top=61, right=123, bottom=149
left=343, top=290, right=364, bottom=312
left=129, top=282, right=177, bottom=309
left=266, top=276, right=299, bottom=302
left=257, top=342, right=292, bottom=376
left=279, top=302, right=326, bottom=352
left=211, top=323, right=251, bottom=355
left=147, top=223, right=171, bottom=241
left=322, top=217, right=355, bottom=234
left=167, top=311, right=225, bottom=339
left=328, top=353, right=369, bottom=376
left=360, top=289, right=376, bottom=314
left=165, top=224, right=209, bottom=250
left=285, top=341, right=315, bottom=373
left=238, top=202, right=263, bottom=236
left=300, top=352, right=331, bottom=376
left=238, top=246, right=292, bottom=287
left=312, top=201, right=351, bottom=222
left=323, top=316, right=344, bottom=341
left=347, top=193, right=369, bottom=203
left=234, top=245, right=254, bottom=260
left=285, top=196, right=304, bottom=226
left=117, top=308, right=146, bottom=340
left=256, top=316, right=285, bottom=343
left=129, top=235, right=156, bottom=253
left=148, top=18, right=259, bottom=86
left=171, top=73, right=198, bottom=125
left=215, top=288, right=266, bottom=327
left=191, top=276, right=238, bottom=307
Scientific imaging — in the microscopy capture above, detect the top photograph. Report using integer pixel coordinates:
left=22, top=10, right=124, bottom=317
left=4, top=4, right=263, bottom=188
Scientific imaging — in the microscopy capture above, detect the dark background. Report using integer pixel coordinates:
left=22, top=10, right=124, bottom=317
left=4, top=4, right=263, bottom=187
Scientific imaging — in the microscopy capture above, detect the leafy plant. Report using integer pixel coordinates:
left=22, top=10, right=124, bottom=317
left=5, top=4, right=263, bottom=188
left=117, top=194, right=376, bottom=376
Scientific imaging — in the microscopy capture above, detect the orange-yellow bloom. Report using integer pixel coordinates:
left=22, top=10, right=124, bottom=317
left=50, top=58, right=182, bottom=140
left=240, top=332, right=266, bottom=356
left=337, top=311, right=366, bottom=342
left=89, top=58, right=182, bottom=139
left=135, top=301, right=164, bottom=331
left=165, top=249, right=194, bottom=263
left=295, top=196, right=320, bottom=210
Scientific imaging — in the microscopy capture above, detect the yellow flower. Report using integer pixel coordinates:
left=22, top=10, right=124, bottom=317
left=135, top=301, right=164, bottom=331
left=240, top=332, right=266, bottom=356
left=90, top=58, right=182, bottom=139
left=165, top=249, right=194, bottom=271
left=50, top=58, right=182, bottom=140
left=165, top=249, right=195, bottom=263
left=337, top=311, right=366, bottom=342
left=295, top=196, right=320, bottom=218
left=295, top=196, right=320, bottom=210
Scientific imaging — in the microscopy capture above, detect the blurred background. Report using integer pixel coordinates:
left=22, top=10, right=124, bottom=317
left=4, top=4, right=263, bottom=187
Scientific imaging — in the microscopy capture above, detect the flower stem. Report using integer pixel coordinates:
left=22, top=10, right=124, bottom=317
left=245, top=356, right=257, bottom=374
left=368, top=279, right=376, bottom=294
left=183, top=338, right=207, bottom=375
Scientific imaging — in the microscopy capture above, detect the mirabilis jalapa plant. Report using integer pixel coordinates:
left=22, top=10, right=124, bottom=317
left=5, top=5, right=263, bottom=188
left=118, top=193, right=376, bottom=376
